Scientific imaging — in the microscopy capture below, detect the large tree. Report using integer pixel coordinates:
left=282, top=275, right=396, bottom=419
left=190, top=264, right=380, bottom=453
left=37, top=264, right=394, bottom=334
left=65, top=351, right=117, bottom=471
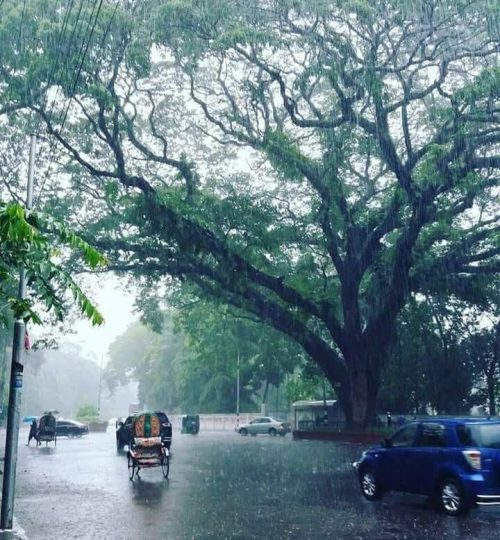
left=1, top=0, right=498, bottom=427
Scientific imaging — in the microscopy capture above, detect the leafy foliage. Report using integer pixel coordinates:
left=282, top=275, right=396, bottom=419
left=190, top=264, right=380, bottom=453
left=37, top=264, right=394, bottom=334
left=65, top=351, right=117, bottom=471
left=76, top=403, right=100, bottom=422
left=0, top=201, right=106, bottom=326
left=1, top=0, right=498, bottom=427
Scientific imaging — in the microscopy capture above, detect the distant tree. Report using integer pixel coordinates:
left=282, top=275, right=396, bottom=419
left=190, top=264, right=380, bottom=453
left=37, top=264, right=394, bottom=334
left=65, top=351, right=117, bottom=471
left=105, top=297, right=302, bottom=414
left=21, top=346, right=102, bottom=418
left=76, top=403, right=99, bottom=421
left=286, top=360, right=335, bottom=405
left=464, top=323, right=500, bottom=416
left=379, top=296, right=497, bottom=415
left=171, top=292, right=302, bottom=412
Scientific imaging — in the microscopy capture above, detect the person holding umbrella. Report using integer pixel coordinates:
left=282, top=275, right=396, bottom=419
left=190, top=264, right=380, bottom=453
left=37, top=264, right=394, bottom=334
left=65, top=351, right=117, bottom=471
left=27, top=419, right=38, bottom=446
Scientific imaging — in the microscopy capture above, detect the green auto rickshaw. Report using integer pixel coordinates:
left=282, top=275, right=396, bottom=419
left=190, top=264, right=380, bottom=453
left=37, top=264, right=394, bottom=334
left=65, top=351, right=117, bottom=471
left=181, top=414, right=200, bottom=434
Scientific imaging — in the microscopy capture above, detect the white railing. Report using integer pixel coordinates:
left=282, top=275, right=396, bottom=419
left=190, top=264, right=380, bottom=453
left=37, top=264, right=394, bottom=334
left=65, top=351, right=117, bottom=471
left=170, top=413, right=294, bottom=432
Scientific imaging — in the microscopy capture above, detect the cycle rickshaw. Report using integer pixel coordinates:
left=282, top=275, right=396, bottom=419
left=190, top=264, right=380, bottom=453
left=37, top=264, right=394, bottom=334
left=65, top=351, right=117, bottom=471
left=181, top=414, right=200, bottom=435
left=127, top=412, right=169, bottom=480
left=37, top=413, right=57, bottom=446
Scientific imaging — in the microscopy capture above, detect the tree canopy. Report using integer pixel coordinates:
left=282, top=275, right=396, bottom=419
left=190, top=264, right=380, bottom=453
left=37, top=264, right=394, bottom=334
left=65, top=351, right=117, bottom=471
left=0, top=0, right=498, bottom=426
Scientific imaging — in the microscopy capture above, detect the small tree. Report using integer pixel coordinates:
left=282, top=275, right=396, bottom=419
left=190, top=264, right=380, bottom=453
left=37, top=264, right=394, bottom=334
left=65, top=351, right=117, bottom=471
left=76, top=404, right=99, bottom=422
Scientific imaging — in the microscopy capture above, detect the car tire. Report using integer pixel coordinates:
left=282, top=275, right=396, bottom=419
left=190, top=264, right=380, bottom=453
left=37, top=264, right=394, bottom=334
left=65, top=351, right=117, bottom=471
left=437, top=477, right=469, bottom=516
left=359, top=467, right=383, bottom=501
left=268, top=428, right=277, bottom=436
left=239, top=428, right=248, bottom=436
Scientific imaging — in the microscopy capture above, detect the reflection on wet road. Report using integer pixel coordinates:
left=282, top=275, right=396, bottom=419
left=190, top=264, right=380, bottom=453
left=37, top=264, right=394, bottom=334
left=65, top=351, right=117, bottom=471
left=14, top=429, right=500, bottom=539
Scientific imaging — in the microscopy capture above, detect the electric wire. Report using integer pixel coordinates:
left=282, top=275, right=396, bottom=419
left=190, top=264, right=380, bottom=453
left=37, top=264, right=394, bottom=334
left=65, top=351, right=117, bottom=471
left=37, top=0, right=80, bottom=133
left=33, top=0, right=104, bottom=204
left=31, top=0, right=89, bottom=202
left=1, top=0, right=82, bottom=204
left=34, top=0, right=116, bottom=207
left=1, top=0, right=116, bottom=208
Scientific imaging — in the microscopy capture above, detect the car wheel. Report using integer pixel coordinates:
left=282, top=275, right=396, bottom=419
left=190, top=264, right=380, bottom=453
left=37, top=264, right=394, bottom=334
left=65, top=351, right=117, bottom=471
left=438, top=477, right=469, bottom=516
left=239, top=428, right=248, bottom=436
left=268, top=428, right=277, bottom=436
left=279, top=432, right=286, bottom=437
left=359, top=467, right=383, bottom=501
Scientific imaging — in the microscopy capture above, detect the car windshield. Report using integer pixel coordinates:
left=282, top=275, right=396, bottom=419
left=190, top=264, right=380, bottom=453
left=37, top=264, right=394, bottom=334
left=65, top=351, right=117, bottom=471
left=457, top=424, right=500, bottom=448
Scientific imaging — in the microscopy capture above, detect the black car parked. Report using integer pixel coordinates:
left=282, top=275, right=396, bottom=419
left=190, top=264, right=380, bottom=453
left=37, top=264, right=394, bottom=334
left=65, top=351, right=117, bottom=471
left=56, top=419, right=89, bottom=438
left=116, top=411, right=172, bottom=451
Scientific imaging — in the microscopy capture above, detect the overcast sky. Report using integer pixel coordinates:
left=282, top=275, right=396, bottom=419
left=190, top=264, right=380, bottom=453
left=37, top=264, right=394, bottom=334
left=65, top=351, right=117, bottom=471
left=60, top=274, right=137, bottom=364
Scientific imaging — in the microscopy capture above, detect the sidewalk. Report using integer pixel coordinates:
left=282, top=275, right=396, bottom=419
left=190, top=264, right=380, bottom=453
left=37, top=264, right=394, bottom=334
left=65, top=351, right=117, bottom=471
left=0, top=429, right=28, bottom=540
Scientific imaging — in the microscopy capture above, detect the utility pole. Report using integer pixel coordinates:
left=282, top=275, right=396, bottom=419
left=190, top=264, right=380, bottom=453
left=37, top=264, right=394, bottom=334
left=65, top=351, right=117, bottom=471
left=236, top=350, right=240, bottom=428
left=97, top=354, right=104, bottom=417
left=1, top=135, right=36, bottom=530
left=322, top=377, right=328, bottom=426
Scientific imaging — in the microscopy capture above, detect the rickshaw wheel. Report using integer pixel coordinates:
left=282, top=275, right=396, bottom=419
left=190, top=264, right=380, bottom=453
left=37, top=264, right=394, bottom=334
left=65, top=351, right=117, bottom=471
left=128, top=454, right=136, bottom=480
left=161, top=455, right=170, bottom=479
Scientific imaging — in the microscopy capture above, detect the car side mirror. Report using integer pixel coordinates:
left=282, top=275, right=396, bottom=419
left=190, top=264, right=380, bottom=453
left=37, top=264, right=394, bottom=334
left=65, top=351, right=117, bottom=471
left=118, top=422, right=124, bottom=427
left=382, top=438, right=392, bottom=448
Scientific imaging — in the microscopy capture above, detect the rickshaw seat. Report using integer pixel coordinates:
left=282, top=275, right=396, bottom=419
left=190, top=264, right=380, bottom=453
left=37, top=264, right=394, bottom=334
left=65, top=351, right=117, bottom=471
left=130, top=413, right=164, bottom=451
left=134, top=436, right=162, bottom=448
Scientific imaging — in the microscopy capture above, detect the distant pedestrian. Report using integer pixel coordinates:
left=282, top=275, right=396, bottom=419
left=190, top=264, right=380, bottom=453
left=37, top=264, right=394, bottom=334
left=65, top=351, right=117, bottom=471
left=386, top=412, right=392, bottom=428
left=27, top=419, right=38, bottom=446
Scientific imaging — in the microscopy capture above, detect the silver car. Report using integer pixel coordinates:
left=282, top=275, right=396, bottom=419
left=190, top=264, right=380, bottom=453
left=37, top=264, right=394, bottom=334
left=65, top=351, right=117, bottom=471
left=236, top=416, right=290, bottom=437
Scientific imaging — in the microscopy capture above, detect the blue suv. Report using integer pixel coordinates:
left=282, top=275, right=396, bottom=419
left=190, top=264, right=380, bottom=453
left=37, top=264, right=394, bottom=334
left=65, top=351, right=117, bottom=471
left=353, top=419, right=500, bottom=515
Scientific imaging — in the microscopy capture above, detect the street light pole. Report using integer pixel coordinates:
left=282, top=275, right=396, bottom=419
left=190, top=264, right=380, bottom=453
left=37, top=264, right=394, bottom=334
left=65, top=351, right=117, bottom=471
left=1, top=135, right=36, bottom=530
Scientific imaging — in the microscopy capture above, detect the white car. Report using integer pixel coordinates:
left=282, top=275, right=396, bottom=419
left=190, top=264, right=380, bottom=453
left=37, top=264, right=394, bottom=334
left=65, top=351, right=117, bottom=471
left=236, top=416, right=290, bottom=437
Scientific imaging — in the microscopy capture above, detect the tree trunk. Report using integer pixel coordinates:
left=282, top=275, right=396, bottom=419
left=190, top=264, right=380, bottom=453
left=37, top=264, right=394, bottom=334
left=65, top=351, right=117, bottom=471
left=332, top=345, right=370, bottom=430
left=314, top=338, right=388, bottom=431
left=336, top=345, right=386, bottom=430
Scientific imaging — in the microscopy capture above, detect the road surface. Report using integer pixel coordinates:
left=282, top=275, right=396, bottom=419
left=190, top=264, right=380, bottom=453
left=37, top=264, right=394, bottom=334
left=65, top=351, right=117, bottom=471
left=8, top=428, right=500, bottom=539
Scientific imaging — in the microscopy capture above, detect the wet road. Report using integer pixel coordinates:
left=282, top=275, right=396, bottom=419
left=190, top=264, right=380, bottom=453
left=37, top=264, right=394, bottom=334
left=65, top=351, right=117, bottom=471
left=12, top=429, right=500, bottom=539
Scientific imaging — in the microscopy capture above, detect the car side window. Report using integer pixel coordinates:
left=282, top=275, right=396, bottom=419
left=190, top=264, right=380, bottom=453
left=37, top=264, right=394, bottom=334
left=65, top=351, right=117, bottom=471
left=391, top=423, right=417, bottom=447
left=456, top=425, right=479, bottom=446
left=416, top=423, right=446, bottom=447
left=262, top=419, right=270, bottom=423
